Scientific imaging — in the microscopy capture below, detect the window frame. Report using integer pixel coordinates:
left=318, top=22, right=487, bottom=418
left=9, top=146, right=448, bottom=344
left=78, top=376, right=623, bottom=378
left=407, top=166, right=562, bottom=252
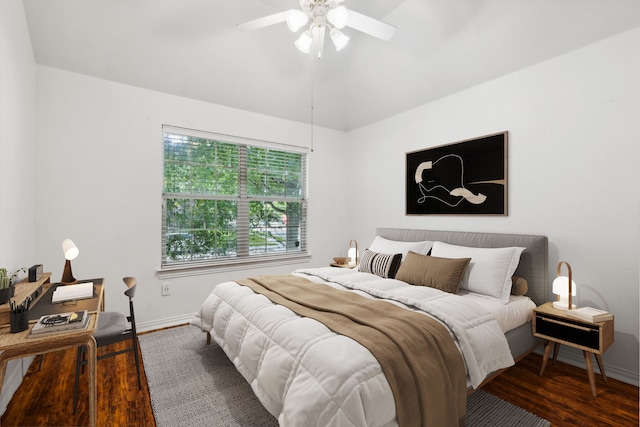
left=159, top=125, right=310, bottom=278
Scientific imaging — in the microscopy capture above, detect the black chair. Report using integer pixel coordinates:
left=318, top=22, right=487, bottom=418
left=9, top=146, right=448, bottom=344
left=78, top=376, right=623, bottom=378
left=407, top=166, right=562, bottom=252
left=73, top=276, right=142, bottom=414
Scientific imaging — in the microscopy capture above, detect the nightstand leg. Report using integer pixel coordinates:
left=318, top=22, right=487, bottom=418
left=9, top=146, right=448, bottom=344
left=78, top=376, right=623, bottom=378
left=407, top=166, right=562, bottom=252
left=584, top=351, right=597, bottom=397
left=552, top=342, right=560, bottom=364
left=595, top=353, right=608, bottom=382
left=540, top=340, right=553, bottom=376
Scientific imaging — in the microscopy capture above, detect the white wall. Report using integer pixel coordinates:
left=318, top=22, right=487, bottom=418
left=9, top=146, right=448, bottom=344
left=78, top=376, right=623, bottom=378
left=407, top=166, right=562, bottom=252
left=33, top=66, right=350, bottom=329
left=0, top=0, right=38, bottom=412
left=0, top=1, right=36, bottom=274
left=347, top=28, right=640, bottom=384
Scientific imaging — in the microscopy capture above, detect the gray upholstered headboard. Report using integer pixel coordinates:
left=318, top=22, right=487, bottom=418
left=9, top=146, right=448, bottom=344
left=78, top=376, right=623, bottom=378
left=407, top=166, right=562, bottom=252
left=375, top=228, right=549, bottom=306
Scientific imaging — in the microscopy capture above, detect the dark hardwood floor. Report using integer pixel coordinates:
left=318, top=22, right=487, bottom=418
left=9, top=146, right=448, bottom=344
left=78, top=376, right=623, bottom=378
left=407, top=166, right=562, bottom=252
left=482, top=354, right=639, bottom=427
left=1, top=336, right=637, bottom=426
left=1, top=340, right=155, bottom=427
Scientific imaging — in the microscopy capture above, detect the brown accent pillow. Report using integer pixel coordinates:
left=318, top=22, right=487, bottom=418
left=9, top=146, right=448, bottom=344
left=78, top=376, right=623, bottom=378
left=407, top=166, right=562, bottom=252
left=395, top=251, right=471, bottom=294
left=511, top=276, right=528, bottom=295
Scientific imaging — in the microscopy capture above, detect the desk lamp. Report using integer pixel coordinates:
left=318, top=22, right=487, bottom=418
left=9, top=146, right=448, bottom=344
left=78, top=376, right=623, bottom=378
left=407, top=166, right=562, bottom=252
left=552, top=261, right=576, bottom=310
left=61, top=238, right=79, bottom=285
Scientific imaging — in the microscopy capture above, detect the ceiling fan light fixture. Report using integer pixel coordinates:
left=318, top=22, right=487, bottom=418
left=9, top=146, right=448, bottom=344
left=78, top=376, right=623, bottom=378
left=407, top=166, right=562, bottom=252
left=286, top=9, right=309, bottom=32
left=294, top=30, right=313, bottom=53
left=329, top=27, right=349, bottom=51
left=238, top=0, right=396, bottom=59
left=312, top=25, right=326, bottom=59
left=327, top=5, right=348, bottom=29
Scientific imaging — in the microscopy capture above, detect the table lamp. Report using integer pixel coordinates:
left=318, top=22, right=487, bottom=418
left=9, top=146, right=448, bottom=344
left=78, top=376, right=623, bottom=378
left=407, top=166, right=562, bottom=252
left=61, top=238, right=79, bottom=285
left=348, top=240, right=359, bottom=266
left=552, top=261, right=576, bottom=310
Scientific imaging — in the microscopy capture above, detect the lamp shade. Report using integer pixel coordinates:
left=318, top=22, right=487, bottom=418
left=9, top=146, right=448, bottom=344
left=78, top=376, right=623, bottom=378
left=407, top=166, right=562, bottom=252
left=62, top=239, right=79, bottom=261
left=552, top=261, right=576, bottom=310
left=327, top=5, right=349, bottom=29
left=330, top=28, right=350, bottom=51
left=552, top=276, right=577, bottom=296
left=286, top=9, right=308, bottom=32
left=294, top=30, right=313, bottom=53
left=348, top=239, right=359, bottom=266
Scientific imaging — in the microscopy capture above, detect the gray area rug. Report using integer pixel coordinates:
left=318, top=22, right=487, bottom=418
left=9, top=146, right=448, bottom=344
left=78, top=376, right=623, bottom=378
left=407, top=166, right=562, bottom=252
left=139, top=325, right=550, bottom=427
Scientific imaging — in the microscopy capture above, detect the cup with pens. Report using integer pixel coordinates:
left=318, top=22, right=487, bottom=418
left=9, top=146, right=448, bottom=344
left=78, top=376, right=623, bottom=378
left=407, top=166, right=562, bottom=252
left=10, top=297, right=31, bottom=333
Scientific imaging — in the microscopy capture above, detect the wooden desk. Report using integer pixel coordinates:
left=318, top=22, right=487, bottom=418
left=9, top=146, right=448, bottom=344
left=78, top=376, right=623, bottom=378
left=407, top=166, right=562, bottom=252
left=0, top=278, right=105, bottom=427
left=0, top=273, right=52, bottom=325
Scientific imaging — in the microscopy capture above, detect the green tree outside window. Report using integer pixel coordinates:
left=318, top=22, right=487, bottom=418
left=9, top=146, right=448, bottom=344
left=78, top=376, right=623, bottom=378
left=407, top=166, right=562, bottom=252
left=162, top=131, right=307, bottom=266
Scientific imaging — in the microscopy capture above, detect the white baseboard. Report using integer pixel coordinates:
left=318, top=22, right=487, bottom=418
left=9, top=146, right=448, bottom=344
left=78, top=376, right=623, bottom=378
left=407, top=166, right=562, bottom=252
left=557, top=351, right=639, bottom=387
left=137, top=312, right=197, bottom=334
left=534, top=347, right=639, bottom=387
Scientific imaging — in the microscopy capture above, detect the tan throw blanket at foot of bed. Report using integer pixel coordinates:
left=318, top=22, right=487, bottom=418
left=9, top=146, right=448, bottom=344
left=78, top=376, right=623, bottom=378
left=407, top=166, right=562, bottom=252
left=237, top=274, right=466, bottom=427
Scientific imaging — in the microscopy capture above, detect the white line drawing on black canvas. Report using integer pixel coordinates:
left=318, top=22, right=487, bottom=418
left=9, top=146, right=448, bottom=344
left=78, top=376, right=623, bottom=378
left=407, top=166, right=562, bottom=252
left=414, top=154, right=505, bottom=208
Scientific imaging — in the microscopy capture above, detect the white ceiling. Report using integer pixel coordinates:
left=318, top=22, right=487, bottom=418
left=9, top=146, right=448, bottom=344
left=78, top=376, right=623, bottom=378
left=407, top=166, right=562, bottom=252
left=23, top=0, right=640, bottom=131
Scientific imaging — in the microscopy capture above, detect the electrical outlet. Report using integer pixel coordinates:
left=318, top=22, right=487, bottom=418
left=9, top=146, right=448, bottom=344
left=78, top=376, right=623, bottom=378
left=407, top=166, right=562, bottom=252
left=162, top=282, right=171, bottom=296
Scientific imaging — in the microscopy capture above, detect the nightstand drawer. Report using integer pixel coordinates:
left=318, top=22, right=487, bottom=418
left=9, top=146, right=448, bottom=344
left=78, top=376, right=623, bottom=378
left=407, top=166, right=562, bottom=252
left=534, top=314, right=600, bottom=351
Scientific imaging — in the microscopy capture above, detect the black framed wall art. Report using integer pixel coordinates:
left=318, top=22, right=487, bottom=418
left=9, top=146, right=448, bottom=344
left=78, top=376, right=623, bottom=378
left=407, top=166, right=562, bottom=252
left=406, top=131, right=508, bottom=215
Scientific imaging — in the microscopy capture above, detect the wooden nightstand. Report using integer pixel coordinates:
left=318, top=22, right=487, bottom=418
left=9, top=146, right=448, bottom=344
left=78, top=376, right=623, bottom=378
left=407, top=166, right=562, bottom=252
left=532, top=302, right=614, bottom=397
left=329, top=263, right=356, bottom=268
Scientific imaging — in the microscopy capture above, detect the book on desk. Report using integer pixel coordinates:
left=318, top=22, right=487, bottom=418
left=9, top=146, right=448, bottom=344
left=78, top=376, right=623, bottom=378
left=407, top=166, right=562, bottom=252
left=29, top=310, right=89, bottom=337
left=51, top=282, right=95, bottom=304
left=565, top=306, right=613, bottom=323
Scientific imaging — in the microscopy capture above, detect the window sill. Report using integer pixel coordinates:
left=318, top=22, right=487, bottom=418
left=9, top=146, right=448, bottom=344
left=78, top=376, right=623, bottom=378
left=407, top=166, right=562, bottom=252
left=157, top=253, right=313, bottom=279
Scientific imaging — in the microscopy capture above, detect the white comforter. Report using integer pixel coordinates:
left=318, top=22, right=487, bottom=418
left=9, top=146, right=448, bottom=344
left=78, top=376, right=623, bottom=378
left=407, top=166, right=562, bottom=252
left=192, top=267, right=514, bottom=427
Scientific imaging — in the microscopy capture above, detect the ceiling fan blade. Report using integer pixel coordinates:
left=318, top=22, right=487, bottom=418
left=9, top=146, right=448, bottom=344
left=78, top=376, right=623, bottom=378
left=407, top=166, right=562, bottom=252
left=346, top=10, right=397, bottom=41
left=237, top=11, right=288, bottom=31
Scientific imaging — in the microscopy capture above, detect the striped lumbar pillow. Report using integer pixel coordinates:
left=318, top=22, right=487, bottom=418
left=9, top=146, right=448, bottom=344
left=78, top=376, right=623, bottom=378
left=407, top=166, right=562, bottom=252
left=359, top=249, right=403, bottom=279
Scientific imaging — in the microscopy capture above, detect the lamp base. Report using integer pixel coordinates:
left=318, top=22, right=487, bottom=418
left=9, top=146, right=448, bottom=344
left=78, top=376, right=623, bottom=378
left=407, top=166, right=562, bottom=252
left=552, top=301, right=576, bottom=310
left=61, top=259, right=77, bottom=285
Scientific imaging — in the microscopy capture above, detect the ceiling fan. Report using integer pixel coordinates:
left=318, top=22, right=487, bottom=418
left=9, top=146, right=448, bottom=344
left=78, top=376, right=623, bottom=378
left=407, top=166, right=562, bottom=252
left=238, top=0, right=397, bottom=59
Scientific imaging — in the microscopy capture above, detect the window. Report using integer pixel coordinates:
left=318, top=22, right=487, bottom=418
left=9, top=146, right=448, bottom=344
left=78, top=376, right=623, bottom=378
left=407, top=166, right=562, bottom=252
left=161, top=126, right=308, bottom=270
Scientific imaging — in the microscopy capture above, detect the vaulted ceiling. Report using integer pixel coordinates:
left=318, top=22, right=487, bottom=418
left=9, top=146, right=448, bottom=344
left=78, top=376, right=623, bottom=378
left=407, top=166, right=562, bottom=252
left=23, top=0, right=640, bottom=131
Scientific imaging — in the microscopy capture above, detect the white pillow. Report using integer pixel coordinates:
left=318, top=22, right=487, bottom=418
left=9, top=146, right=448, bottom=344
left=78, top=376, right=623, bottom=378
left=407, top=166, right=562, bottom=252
left=368, top=236, right=434, bottom=260
left=430, top=241, right=525, bottom=304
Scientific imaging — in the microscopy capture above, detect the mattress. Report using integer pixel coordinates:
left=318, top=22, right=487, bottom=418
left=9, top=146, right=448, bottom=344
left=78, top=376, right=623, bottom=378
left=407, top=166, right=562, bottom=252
left=459, top=291, right=536, bottom=333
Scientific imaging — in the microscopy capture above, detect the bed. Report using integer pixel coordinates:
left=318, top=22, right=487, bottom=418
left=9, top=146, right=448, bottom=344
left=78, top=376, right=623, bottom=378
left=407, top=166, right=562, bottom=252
left=192, top=228, right=548, bottom=426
